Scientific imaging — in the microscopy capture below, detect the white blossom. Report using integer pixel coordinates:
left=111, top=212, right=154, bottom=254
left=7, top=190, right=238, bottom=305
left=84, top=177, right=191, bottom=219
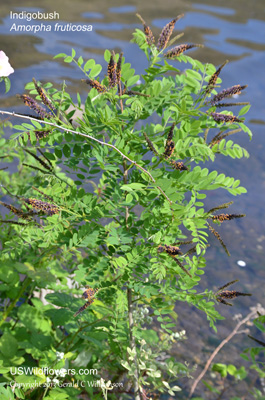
left=0, top=51, right=14, bottom=77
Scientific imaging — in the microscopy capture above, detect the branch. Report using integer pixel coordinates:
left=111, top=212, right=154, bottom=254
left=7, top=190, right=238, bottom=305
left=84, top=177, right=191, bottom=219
left=0, top=110, right=171, bottom=204
left=0, top=277, right=32, bottom=328
left=188, top=307, right=258, bottom=399
left=123, top=158, right=141, bottom=399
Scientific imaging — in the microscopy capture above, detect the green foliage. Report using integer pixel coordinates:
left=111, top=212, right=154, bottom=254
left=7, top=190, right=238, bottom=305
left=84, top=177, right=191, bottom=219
left=240, top=312, right=265, bottom=399
left=212, top=363, right=247, bottom=379
left=0, top=16, right=253, bottom=399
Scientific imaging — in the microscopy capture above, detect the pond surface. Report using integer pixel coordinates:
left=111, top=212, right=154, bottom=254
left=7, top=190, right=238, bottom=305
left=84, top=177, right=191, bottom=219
left=1, top=0, right=265, bottom=398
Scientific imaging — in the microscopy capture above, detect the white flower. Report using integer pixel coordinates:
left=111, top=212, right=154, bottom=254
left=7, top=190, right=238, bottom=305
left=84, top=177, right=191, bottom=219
left=56, top=351, right=64, bottom=361
left=0, top=51, right=14, bottom=77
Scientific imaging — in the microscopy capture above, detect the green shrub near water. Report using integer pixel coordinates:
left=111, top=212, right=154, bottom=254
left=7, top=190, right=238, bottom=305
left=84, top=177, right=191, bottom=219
left=0, top=15, right=256, bottom=399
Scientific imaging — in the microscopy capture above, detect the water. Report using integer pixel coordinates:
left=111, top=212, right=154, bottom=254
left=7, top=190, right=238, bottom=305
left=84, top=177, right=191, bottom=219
left=1, top=0, right=265, bottom=397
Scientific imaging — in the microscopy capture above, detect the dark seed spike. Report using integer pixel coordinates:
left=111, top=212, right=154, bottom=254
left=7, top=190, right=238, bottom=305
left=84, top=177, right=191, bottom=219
left=157, top=244, right=182, bottom=256
left=207, top=201, right=233, bottom=214
left=23, top=163, right=51, bottom=175
left=23, top=198, right=59, bottom=216
left=116, top=52, right=123, bottom=84
left=143, top=132, right=158, bottom=155
left=212, top=213, right=245, bottom=222
left=210, top=112, right=243, bottom=124
left=173, top=257, right=192, bottom=278
left=0, top=201, right=36, bottom=220
left=82, top=78, right=107, bottom=93
left=174, top=240, right=193, bottom=245
left=16, top=112, right=43, bottom=120
left=157, top=245, right=164, bottom=253
left=0, top=220, right=28, bottom=226
left=208, top=223, right=230, bottom=256
left=158, top=244, right=190, bottom=276
left=107, top=51, right=117, bottom=88
left=32, top=78, right=56, bottom=112
left=166, top=123, right=176, bottom=144
left=209, top=130, right=225, bottom=142
left=0, top=185, right=21, bottom=199
left=24, top=149, right=52, bottom=172
left=0, top=201, right=26, bottom=219
left=184, top=246, right=197, bottom=256
left=169, top=160, right=188, bottom=171
left=37, top=148, right=53, bottom=168
left=164, top=141, right=175, bottom=159
left=18, top=94, right=51, bottom=120
left=210, top=85, right=248, bottom=106
left=217, top=297, right=233, bottom=306
left=124, top=91, right=150, bottom=97
left=27, top=130, right=51, bottom=141
left=157, top=14, right=184, bottom=50
left=82, top=287, right=98, bottom=300
left=144, top=25, right=155, bottom=46
left=164, top=44, right=203, bottom=58
left=73, top=299, right=94, bottom=317
left=215, top=102, right=250, bottom=108
left=164, top=124, right=176, bottom=158
left=209, top=129, right=242, bottom=146
left=136, top=13, right=155, bottom=46
left=218, top=290, right=252, bottom=299
left=217, top=279, right=239, bottom=292
left=248, top=335, right=265, bottom=347
left=235, top=292, right=252, bottom=297
left=74, top=287, right=98, bottom=317
left=205, top=60, right=229, bottom=94
left=212, top=214, right=246, bottom=222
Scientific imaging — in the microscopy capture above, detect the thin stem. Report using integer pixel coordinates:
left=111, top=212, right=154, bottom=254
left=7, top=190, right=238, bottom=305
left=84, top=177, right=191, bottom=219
left=56, top=315, right=112, bottom=350
left=188, top=308, right=257, bottom=399
left=127, top=288, right=141, bottom=400
left=123, top=160, right=129, bottom=228
left=0, top=110, right=171, bottom=204
left=0, top=277, right=31, bottom=328
left=123, top=158, right=141, bottom=400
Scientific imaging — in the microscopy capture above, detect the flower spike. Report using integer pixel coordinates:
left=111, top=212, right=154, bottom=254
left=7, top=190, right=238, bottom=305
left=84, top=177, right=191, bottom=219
left=157, top=14, right=184, bottom=50
left=32, top=78, right=56, bottom=112
left=205, top=60, right=229, bottom=94
left=210, top=85, right=248, bottom=106
left=210, top=112, right=242, bottom=124
left=82, top=78, right=107, bottom=93
left=18, top=95, right=51, bottom=120
left=116, top=52, right=123, bottom=84
left=136, top=14, right=155, bottom=46
left=23, top=198, right=59, bottom=216
left=164, top=44, right=203, bottom=58
left=214, top=280, right=252, bottom=306
left=74, top=287, right=98, bottom=317
left=107, top=52, right=117, bottom=88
